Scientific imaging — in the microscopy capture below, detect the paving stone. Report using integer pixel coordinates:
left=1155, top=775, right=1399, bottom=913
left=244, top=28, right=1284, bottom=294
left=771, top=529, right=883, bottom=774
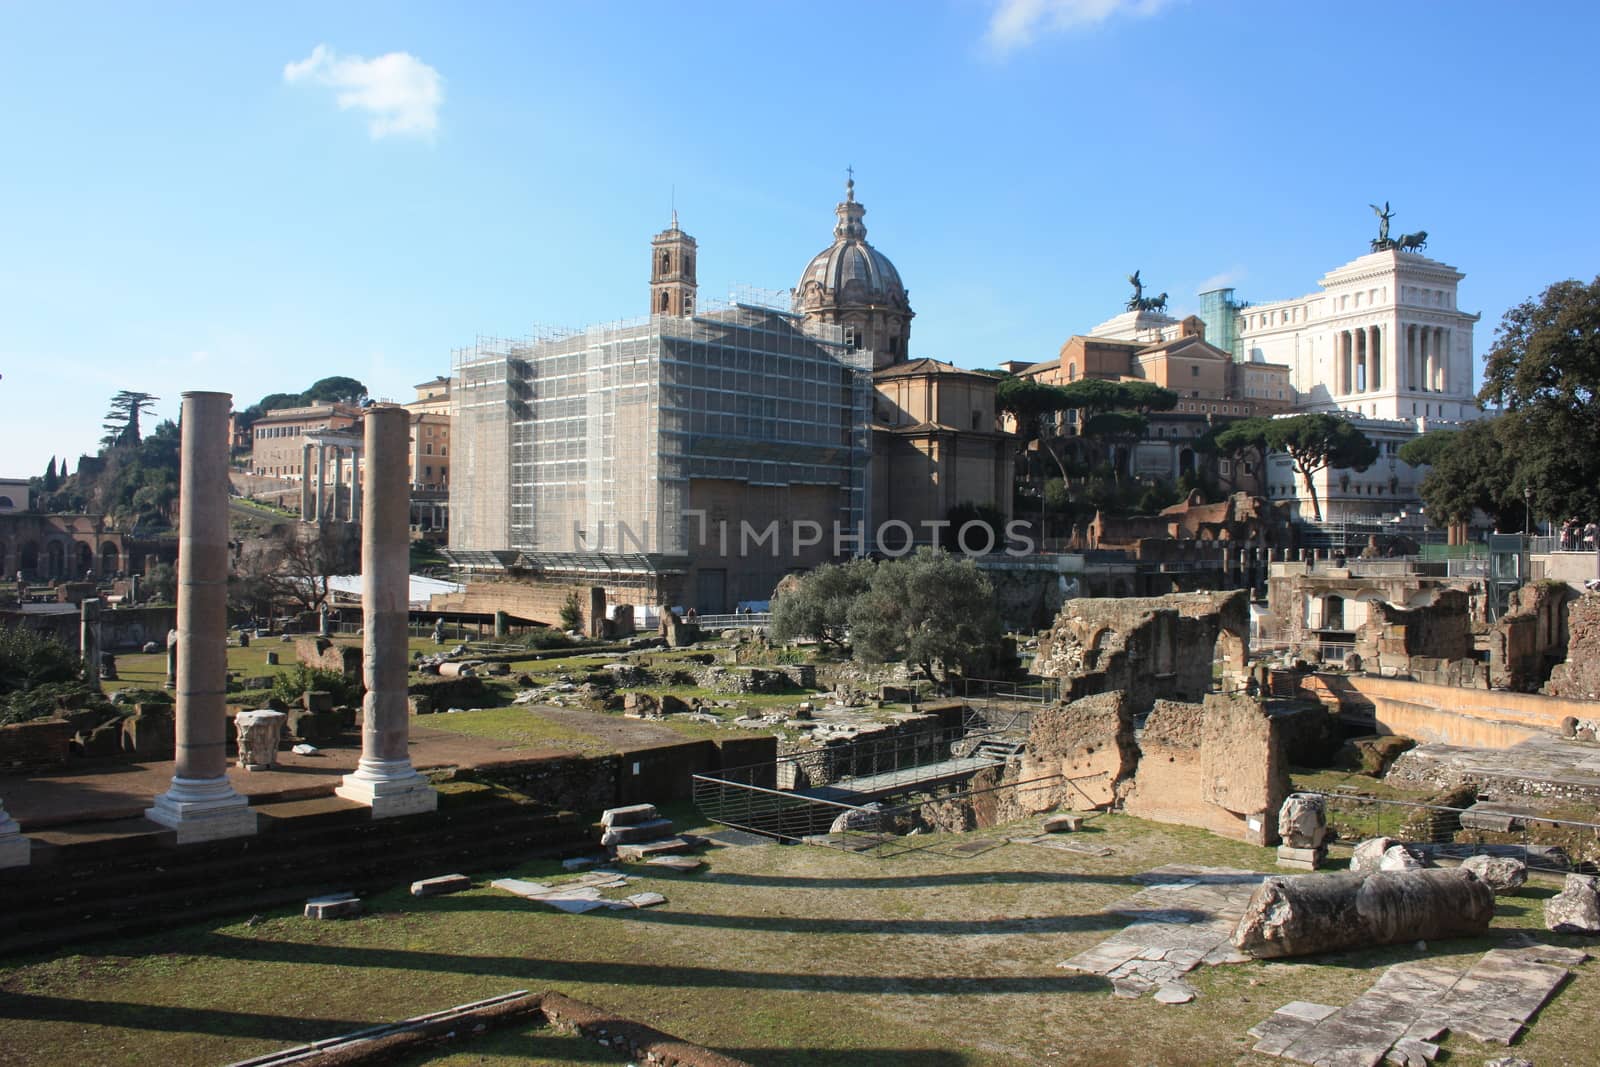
left=1153, top=982, right=1196, bottom=1004
left=620, top=891, right=666, bottom=908
left=644, top=854, right=705, bottom=872
left=410, top=873, right=470, bottom=897
left=1250, top=948, right=1576, bottom=1064
left=1058, top=866, right=1265, bottom=998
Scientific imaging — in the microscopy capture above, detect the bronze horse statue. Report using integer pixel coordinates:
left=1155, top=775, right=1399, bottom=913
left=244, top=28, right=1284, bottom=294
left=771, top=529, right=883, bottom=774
left=1397, top=230, right=1428, bottom=252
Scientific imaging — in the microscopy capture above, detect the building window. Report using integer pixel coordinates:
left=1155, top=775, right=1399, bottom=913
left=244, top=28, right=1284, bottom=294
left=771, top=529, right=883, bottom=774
left=1191, top=365, right=1199, bottom=377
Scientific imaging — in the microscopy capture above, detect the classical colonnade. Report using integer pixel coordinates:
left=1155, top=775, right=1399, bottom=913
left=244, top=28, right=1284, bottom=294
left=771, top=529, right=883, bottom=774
left=0, top=395, right=432, bottom=866
left=300, top=432, right=364, bottom=524
left=1333, top=324, right=1454, bottom=396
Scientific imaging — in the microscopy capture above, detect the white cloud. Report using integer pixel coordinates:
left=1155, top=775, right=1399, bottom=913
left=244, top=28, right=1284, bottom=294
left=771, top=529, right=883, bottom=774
left=1197, top=268, right=1247, bottom=293
left=284, top=44, right=443, bottom=140
left=986, top=0, right=1175, bottom=54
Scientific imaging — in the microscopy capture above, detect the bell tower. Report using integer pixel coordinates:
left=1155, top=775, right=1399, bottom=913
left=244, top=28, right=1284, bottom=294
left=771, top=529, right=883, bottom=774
left=650, top=211, right=697, bottom=317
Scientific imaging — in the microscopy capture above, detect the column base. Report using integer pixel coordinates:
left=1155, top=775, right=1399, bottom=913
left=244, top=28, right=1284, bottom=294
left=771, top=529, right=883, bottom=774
left=336, top=759, right=438, bottom=819
left=146, top=775, right=258, bottom=844
left=0, top=820, right=30, bottom=869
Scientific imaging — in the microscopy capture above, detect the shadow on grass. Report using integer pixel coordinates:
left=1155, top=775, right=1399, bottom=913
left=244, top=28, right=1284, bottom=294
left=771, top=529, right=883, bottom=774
left=187, top=931, right=1113, bottom=997
left=410, top=894, right=1155, bottom=936
left=0, top=990, right=372, bottom=1042
left=697, top=869, right=1132, bottom=890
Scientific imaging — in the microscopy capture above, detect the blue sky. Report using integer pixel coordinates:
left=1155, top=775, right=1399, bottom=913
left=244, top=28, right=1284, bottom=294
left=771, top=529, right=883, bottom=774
left=3, top=1, right=1597, bottom=475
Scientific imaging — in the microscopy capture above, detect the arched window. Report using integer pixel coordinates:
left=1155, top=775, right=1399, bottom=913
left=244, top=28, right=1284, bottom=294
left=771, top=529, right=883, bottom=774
left=0, top=496, right=12, bottom=508
left=659, top=291, right=670, bottom=312
left=660, top=251, right=671, bottom=274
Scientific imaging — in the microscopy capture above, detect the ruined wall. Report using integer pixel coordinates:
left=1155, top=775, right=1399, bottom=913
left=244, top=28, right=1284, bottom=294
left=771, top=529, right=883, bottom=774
left=1021, top=690, right=1137, bottom=809
left=1199, top=693, right=1290, bottom=845
left=1354, top=589, right=1474, bottom=674
left=1544, top=592, right=1600, bottom=700
left=1311, top=672, right=1599, bottom=748
left=1032, top=589, right=1248, bottom=715
left=1118, top=695, right=1289, bottom=845
left=428, top=579, right=620, bottom=635
left=295, top=637, right=362, bottom=680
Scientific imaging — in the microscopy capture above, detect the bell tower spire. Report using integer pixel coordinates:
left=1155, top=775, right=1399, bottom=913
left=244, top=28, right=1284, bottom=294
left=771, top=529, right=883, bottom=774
left=650, top=211, right=697, bottom=317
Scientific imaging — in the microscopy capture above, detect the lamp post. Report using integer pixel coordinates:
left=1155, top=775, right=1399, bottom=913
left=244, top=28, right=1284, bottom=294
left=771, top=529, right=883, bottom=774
left=1524, top=486, right=1533, bottom=538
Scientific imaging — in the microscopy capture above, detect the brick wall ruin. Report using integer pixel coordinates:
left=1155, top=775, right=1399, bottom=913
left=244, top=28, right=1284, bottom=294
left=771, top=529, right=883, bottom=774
left=1545, top=592, right=1600, bottom=700
left=995, top=688, right=1290, bottom=845
left=1031, top=589, right=1249, bottom=714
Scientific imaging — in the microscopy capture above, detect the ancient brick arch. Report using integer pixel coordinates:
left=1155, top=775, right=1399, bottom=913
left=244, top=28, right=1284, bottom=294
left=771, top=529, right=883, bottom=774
left=100, top=541, right=120, bottom=575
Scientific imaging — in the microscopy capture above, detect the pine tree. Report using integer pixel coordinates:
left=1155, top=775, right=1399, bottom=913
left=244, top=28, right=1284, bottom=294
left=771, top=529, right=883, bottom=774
left=42, top=457, right=58, bottom=492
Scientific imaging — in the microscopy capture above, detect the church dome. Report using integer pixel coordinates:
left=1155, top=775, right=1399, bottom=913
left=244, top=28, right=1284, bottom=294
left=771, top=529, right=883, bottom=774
left=793, top=178, right=911, bottom=313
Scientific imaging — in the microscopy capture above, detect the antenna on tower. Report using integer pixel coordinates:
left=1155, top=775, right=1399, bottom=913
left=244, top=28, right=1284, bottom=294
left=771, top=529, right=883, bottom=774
left=671, top=184, right=677, bottom=229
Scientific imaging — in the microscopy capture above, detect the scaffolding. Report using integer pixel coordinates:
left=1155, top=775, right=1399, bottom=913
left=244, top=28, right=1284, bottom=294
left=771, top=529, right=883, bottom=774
left=449, top=300, right=874, bottom=607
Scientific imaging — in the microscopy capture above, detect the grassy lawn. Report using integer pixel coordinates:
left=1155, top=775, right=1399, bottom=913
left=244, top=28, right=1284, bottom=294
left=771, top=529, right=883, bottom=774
left=419, top=706, right=609, bottom=753
left=1, top=813, right=1594, bottom=1066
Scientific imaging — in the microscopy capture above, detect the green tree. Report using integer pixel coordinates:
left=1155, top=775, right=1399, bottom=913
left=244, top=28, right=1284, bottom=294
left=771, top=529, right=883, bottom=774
left=1396, top=430, right=1457, bottom=469
left=101, top=390, right=159, bottom=449
left=1115, top=380, right=1179, bottom=415
left=1411, top=418, right=1522, bottom=530
left=559, top=589, right=584, bottom=631
left=996, top=376, right=1074, bottom=483
left=847, top=548, right=1002, bottom=679
left=41, top=457, right=58, bottom=493
left=770, top=558, right=874, bottom=648
left=1080, top=410, right=1148, bottom=484
left=1479, top=275, right=1600, bottom=523
left=1264, top=413, right=1380, bottom=522
left=302, top=376, right=369, bottom=404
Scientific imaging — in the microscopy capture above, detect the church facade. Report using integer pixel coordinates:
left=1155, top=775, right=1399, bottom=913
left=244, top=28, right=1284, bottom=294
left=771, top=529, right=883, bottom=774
left=446, top=180, right=1013, bottom=615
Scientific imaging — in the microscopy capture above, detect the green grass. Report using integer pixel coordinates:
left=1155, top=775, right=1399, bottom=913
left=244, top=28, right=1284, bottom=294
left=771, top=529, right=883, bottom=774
left=420, top=706, right=603, bottom=752
left=1, top=813, right=1594, bottom=1066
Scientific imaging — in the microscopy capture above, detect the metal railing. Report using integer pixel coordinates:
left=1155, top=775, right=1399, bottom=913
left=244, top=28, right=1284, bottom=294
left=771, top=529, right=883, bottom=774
left=691, top=612, right=772, bottom=630
left=1314, top=791, right=1600, bottom=874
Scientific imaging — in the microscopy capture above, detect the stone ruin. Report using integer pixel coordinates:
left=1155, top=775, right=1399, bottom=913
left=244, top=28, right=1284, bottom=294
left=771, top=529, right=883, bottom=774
left=976, top=689, right=1290, bottom=846
left=1352, top=588, right=1479, bottom=684
left=1032, top=589, right=1250, bottom=713
left=1544, top=590, right=1600, bottom=699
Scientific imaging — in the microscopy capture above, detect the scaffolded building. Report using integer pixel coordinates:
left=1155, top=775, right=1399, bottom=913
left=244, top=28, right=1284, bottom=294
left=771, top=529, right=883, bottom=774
left=449, top=299, right=873, bottom=612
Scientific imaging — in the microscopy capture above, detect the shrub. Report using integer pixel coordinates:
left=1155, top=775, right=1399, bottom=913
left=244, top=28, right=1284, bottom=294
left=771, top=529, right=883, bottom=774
left=519, top=627, right=575, bottom=651
left=270, top=664, right=361, bottom=707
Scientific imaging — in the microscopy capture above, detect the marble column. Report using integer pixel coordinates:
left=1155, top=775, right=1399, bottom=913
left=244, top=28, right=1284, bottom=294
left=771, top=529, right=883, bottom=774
left=80, top=597, right=103, bottom=694
left=300, top=443, right=313, bottom=519
left=1436, top=328, right=1448, bottom=391
left=333, top=448, right=346, bottom=522
left=146, top=392, right=258, bottom=843
left=336, top=406, right=436, bottom=818
left=314, top=443, right=328, bottom=522
left=1368, top=326, right=1382, bottom=392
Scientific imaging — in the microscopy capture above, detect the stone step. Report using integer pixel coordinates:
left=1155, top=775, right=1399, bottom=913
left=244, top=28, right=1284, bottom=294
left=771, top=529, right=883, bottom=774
left=600, top=803, right=659, bottom=828
left=600, top=817, right=675, bottom=846
left=614, top=836, right=695, bottom=862
left=0, top=802, right=594, bottom=957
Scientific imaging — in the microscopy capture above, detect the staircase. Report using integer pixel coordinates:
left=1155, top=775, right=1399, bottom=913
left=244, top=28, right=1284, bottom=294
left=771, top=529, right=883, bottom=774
left=970, top=737, right=1027, bottom=763
left=0, top=791, right=593, bottom=958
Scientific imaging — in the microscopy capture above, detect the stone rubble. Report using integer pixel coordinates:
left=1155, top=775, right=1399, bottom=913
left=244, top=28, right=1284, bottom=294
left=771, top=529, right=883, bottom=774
left=304, top=892, right=362, bottom=920
left=490, top=869, right=667, bottom=914
left=1460, top=854, right=1528, bottom=894
left=410, top=873, right=471, bottom=898
left=1543, top=872, right=1600, bottom=934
